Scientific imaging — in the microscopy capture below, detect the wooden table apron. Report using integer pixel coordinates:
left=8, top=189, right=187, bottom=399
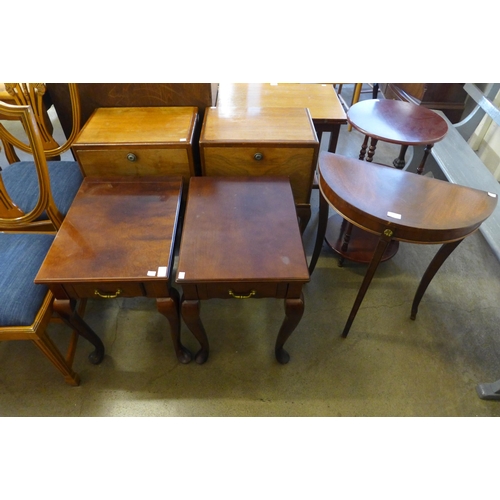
left=35, top=176, right=191, bottom=364
left=309, top=152, right=497, bottom=337
left=176, top=176, right=310, bottom=365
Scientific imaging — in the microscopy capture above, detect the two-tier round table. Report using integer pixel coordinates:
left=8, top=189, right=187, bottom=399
left=325, top=99, right=449, bottom=265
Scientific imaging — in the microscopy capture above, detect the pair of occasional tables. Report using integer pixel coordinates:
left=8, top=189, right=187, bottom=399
left=35, top=175, right=309, bottom=367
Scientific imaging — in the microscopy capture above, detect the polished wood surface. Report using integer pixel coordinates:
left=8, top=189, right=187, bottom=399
left=74, top=107, right=197, bottom=145
left=201, top=106, right=318, bottom=143
left=200, top=106, right=319, bottom=231
left=347, top=99, right=448, bottom=146
left=310, top=152, right=498, bottom=337
left=216, top=83, right=346, bottom=152
left=176, top=176, right=309, bottom=364
left=36, top=177, right=181, bottom=284
left=35, top=176, right=190, bottom=363
left=217, top=83, right=346, bottom=122
left=72, top=107, right=198, bottom=181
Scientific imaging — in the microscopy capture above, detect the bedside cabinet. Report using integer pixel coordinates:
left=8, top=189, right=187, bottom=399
left=71, top=107, right=198, bottom=187
left=199, top=107, right=319, bottom=231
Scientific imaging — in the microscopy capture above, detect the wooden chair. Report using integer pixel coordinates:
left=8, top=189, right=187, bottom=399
left=0, top=83, right=83, bottom=232
left=0, top=101, right=89, bottom=385
left=1, top=83, right=60, bottom=163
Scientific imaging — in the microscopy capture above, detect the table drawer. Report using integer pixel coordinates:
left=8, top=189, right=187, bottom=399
left=74, top=147, right=194, bottom=179
left=62, top=282, right=146, bottom=300
left=195, top=282, right=288, bottom=300
left=201, top=146, right=316, bottom=204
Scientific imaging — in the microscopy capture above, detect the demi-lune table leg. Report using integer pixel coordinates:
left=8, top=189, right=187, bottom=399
left=410, top=239, right=463, bottom=320
left=342, top=229, right=393, bottom=338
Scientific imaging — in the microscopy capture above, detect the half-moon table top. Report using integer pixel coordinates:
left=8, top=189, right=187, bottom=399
left=318, top=152, right=497, bottom=244
left=347, top=99, right=449, bottom=145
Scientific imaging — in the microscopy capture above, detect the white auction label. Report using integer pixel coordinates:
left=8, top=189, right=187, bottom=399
left=387, top=211, right=402, bottom=219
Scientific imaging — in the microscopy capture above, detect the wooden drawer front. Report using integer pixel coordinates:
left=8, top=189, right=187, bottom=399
left=201, top=146, right=316, bottom=204
left=195, top=282, right=287, bottom=300
left=63, top=282, right=146, bottom=299
left=75, top=147, right=193, bottom=179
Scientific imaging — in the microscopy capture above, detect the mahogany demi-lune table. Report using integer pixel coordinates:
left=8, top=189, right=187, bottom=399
left=176, top=176, right=310, bottom=365
left=309, top=152, right=497, bottom=338
left=35, top=176, right=191, bottom=364
left=326, top=98, right=449, bottom=266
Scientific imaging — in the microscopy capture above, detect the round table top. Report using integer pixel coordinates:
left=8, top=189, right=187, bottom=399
left=318, top=152, right=497, bottom=243
left=347, top=99, right=449, bottom=145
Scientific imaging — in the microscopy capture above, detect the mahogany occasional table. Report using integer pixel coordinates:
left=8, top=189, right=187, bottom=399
left=326, top=98, right=449, bottom=265
left=310, top=152, right=497, bottom=338
left=35, top=176, right=191, bottom=364
left=176, top=176, right=310, bottom=364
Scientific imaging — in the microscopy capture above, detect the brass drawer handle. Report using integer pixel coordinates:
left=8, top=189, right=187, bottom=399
left=229, top=289, right=256, bottom=299
left=127, top=153, right=137, bottom=162
left=94, top=288, right=123, bottom=299
left=253, top=152, right=263, bottom=161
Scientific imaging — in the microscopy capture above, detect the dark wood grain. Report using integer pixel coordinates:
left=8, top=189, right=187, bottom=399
left=347, top=99, right=448, bottom=146
left=35, top=176, right=190, bottom=363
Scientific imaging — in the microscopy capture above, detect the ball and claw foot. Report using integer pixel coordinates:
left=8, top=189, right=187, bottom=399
left=275, top=347, right=290, bottom=365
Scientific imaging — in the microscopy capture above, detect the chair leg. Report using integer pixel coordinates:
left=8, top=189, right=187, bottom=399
left=347, top=83, right=363, bottom=132
left=32, top=330, right=80, bottom=386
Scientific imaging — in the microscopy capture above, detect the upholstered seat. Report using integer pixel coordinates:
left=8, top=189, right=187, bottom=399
left=1, top=160, right=82, bottom=219
left=0, top=233, right=54, bottom=326
left=0, top=232, right=82, bottom=385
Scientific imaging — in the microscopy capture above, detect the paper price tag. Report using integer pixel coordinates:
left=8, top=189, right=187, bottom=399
left=387, top=211, right=402, bottom=219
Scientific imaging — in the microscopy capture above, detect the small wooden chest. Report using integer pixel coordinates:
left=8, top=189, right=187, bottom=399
left=71, top=107, right=198, bottom=187
left=199, top=107, right=319, bottom=230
